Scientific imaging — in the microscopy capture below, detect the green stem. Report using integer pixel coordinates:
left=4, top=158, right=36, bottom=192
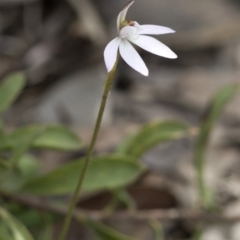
left=195, top=124, right=211, bottom=209
left=149, top=220, right=164, bottom=240
left=197, top=161, right=207, bottom=207
left=58, top=59, right=119, bottom=240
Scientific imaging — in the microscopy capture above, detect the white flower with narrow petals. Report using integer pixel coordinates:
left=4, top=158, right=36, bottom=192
left=104, top=0, right=177, bottom=76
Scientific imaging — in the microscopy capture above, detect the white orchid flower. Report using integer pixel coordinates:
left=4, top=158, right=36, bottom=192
left=104, top=0, right=177, bottom=76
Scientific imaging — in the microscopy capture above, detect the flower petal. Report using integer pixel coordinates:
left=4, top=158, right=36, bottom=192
left=104, top=37, right=121, bottom=72
left=129, top=35, right=177, bottom=59
left=117, top=0, right=134, bottom=31
left=119, top=39, right=148, bottom=76
left=120, top=26, right=138, bottom=39
left=138, top=25, right=175, bottom=35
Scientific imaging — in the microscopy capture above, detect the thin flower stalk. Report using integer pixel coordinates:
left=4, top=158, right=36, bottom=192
left=58, top=58, right=119, bottom=240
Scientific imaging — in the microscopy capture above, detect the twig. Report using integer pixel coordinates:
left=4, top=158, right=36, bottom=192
left=1, top=192, right=240, bottom=223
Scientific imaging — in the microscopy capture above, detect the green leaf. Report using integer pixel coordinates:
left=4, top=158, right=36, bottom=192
left=195, top=84, right=239, bottom=208
left=0, top=169, right=24, bottom=192
left=191, top=228, right=202, bottom=240
left=0, top=223, right=14, bottom=240
left=0, top=232, right=13, bottom=240
left=0, top=119, right=4, bottom=137
left=17, top=155, right=40, bottom=179
left=197, top=84, right=239, bottom=150
left=37, top=225, right=53, bottom=240
left=9, top=127, right=44, bottom=168
left=149, top=220, right=164, bottom=240
left=0, top=126, right=43, bottom=151
left=0, top=207, right=34, bottom=240
left=117, top=121, right=189, bottom=158
left=21, top=155, right=144, bottom=195
left=84, top=219, right=136, bottom=240
left=0, top=72, right=25, bottom=113
left=33, top=125, right=82, bottom=151
left=0, top=125, right=82, bottom=151
left=115, top=189, right=136, bottom=210
left=0, top=128, right=43, bottom=187
left=0, top=159, right=10, bottom=169
left=0, top=155, right=39, bottom=192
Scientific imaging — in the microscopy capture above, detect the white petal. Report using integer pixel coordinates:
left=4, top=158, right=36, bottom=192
left=138, top=25, right=175, bottom=35
left=104, top=37, right=121, bottom=72
left=120, top=26, right=138, bottom=39
left=129, top=35, right=177, bottom=59
left=117, top=0, right=134, bottom=31
left=133, top=21, right=142, bottom=31
left=119, top=39, right=148, bottom=76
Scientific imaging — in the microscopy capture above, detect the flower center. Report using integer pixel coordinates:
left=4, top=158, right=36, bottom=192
left=120, top=20, right=135, bottom=29
left=119, top=20, right=141, bottom=40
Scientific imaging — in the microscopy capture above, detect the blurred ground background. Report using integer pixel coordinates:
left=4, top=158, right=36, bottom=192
left=1, top=0, right=240, bottom=239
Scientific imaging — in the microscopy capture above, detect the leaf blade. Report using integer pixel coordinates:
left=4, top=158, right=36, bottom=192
left=117, top=121, right=189, bottom=158
left=0, top=207, right=34, bottom=240
left=84, top=219, right=136, bottom=240
left=0, top=125, right=83, bottom=151
left=21, top=155, right=144, bottom=195
left=195, top=83, right=239, bottom=208
left=0, top=72, right=25, bottom=113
